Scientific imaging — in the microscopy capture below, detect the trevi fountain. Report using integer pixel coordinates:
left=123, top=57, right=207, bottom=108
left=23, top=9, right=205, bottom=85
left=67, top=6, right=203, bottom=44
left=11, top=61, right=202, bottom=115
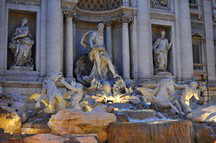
left=0, top=0, right=216, bottom=143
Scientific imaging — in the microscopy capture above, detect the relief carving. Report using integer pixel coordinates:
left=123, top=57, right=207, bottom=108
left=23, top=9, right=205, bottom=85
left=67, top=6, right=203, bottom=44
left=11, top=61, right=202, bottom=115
left=151, top=0, right=169, bottom=9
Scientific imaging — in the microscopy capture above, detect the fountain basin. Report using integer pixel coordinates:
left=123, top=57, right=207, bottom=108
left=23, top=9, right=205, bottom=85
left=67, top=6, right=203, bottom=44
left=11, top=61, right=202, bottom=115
left=108, top=120, right=193, bottom=143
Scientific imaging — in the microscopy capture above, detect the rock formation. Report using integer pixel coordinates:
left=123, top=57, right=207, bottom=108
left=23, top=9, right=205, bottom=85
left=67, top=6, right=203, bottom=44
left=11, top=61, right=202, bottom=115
left=48, top=109, right=116, bottom=142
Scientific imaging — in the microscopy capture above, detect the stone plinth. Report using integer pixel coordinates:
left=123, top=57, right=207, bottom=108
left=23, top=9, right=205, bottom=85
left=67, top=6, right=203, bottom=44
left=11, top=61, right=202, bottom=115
left=108, top=120, right=193, bottom=143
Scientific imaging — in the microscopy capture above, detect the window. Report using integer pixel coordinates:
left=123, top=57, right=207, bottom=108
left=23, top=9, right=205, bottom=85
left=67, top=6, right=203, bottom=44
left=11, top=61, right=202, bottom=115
left=189, top=0, right=198, bottom=9
left=192, top=35, right=204, bottom=71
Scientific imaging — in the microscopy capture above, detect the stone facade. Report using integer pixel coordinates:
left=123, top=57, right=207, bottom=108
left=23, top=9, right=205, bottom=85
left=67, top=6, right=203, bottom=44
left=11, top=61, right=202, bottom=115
left=0, top=0, right=216, bottom=101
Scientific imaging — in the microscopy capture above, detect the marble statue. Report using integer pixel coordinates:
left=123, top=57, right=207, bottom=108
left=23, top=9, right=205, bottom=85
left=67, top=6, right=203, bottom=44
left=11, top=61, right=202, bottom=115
left=153, top=78, right=203, bottom=115
left=154, top=79, right=201, bottom=115
left=136, top=87, right=157, bottom=105
left=35, top=72, right=84, bottom=113
left=9, top=18, right=34, bottom=70
left=137, top=78, right=186, bottom=114
left=179, top=81, right=200, bottom=113
left=76, top=23, right=119, bottom=84
left=153, top=30, right=172, bottom=73
left=81, top=23, right=105, bottom=49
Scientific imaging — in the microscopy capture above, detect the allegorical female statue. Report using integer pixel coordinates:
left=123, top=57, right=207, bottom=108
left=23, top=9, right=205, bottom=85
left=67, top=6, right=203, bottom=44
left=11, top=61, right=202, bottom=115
left=153, top=30, right=172, bottom=73
left=76, top=23, right=119, bottom=85
left=9, top=18, right=34, bottom=70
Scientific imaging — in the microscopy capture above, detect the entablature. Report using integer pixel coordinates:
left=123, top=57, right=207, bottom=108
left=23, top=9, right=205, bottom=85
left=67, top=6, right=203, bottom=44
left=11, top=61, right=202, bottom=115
left=7, top=0, right=40, bottom=6
left=62, top=1, right=137, bottom=23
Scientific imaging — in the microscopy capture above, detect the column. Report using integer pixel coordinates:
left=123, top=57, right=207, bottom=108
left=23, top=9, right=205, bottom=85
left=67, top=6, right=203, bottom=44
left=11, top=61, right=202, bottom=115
left=130, top=17, right=138, bottom=79
left=106, top=24, right=113, bottom=60
left=46, top=0, right=63, bottom=74
left=122, top=21, right=130, bottom=79
left=65, top=16, right=74, bottom=79
left=40, top=0, right=47, bottom=77
left=137, top=0, right=153, bottom=79
left=0, top=0, right=6, bottom=72
left=203, top=0, right=216, bottom=81
left=177, top=0, right=193, bottom=80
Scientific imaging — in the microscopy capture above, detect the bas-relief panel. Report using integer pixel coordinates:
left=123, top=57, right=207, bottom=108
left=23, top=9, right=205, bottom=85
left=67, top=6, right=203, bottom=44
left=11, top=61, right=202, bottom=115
left=151, top=0, right=169, bottom=10
left=7, top=10, right=36, bottom=71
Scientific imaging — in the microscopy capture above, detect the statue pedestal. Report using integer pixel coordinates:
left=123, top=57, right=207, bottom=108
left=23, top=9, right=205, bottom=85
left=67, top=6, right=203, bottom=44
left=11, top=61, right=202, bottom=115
left=154, top=72, right=175, bottom=81
left=10, top=66, right=34, bottom=71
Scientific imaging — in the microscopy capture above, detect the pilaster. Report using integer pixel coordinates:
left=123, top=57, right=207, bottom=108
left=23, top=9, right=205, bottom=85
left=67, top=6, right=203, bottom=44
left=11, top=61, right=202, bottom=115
left=0, top=0, right=7, bottom=73
left=177, top=0, right=193, bottom=80
left=137, top=0, right=153, bottom=79
left=130, top=16, right=138, bottom=79
left=65, top=16, right=74, bottom=79
left=122, top=21, right=130, bottom=79
left=203, top=0, right=216, bottom=81
left=106, top=23, right=113, bottom=60
left=46, top=0, right=63, bottom=74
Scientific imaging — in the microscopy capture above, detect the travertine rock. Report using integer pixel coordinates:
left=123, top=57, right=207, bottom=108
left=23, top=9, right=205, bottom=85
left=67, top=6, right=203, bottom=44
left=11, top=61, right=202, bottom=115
left=0, top=108, right=22, bottom=134
left=23, top=134, right=98, bottom=143
left=108, top=120, right=193, bottom=143
left=187, top=105, right=216, bottom=123
left=115, top=109, right=157, bottom=122
left=48, top=109, right=116, bottom=143
left=21, top=123, right=51, bottom=135
left=193, top=123, right=216, bottom=143
left=21, top=112, right=51, bottom=135
left=0, top=135, right=24, bottom=143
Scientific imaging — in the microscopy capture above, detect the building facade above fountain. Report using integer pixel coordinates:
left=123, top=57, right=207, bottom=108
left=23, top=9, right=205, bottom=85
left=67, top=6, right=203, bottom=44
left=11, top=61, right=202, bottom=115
left=0, top=0, right=216, bottom=103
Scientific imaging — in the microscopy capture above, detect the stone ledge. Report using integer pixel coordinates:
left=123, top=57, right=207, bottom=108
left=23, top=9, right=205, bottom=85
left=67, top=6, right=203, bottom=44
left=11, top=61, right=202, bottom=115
left=0, top=81, right=42, bottom=88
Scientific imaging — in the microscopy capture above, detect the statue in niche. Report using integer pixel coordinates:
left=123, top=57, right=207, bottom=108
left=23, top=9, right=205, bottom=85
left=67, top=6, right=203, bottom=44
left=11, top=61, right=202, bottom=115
left=75, top=23, right=119, bottom=85
left=9, top=18, right=34, bottom=70
left=153, top=30, right=172, bottom=74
